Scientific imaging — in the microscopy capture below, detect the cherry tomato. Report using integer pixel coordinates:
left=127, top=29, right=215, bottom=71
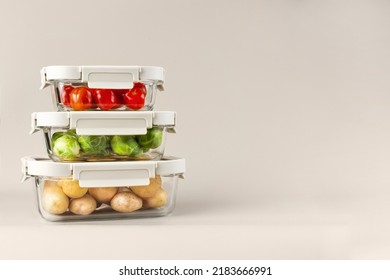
left=123, top=83, right=146, bottom=110
left=70, top=87, right=93, bottom=111
left=61, top=85, right=73, bottom=107
left=112, top=89, right=127, bottom=107
left=93, top=89, right=119, bottom=111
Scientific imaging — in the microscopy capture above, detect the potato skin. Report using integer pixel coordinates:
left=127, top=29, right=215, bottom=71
left=42, top=183, right=69, bottom=215
left=43, top=180, right=59, bottom=189
left=88, top=187, right=118, bottom=204
left=111, top=192, right=142, bottom=213
left=60, top=180, right=88, bottom=198
left=69, top=194, right=97, bottom=215
left=143, top=188, right=168, bottom=209
left=130, top=176, right=161, bottom=199
left=118, top=187, right=131, bottom=193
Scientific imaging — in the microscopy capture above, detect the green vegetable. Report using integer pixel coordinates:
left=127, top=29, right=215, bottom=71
left=67, top=129, right=78, bottom=138
left=52, top=135, right=80, bottom=160
left=111, top=135, right=141, bottom=156
left=78, top=135, right=111, bottom=156
left=136, top=128, right=163, bottom=151
left=51, top=132, right=66, bottom=148
left=51, top=130, right=78, bottom=149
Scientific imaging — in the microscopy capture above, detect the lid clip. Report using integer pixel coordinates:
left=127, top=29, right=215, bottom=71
left=82, top=66, right=140, bottom=89
left=72, top=161, right=156, bottom=187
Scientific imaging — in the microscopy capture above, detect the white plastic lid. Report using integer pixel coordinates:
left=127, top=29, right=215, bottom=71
left=22, top=156, right=185, bottom=188
left=31, top=111, right=176, bottom=135
left=41, top=65, right=165, bottom=90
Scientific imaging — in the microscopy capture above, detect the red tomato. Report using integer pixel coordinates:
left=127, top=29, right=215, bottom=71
left=112, top=89, right=127, bottom=107
left=123, top=83, right=146, bottom=110
left=70, top=87, right=93, bottom=111
left=93, top=89, right=119, bottom=110
left=61, top=85, right=73, bottom=107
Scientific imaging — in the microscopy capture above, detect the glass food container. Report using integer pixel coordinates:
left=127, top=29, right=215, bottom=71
left=41, top=65, right=165, bottom=111
left=22, top=157, right=185, bottom=222
left=31, top=111, right=176, bottom=162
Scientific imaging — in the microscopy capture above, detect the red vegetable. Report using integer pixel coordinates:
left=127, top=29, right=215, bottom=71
left=123, top=83, right=146, bottom=110
left=113, top=89, right=127, bottom=107
left=61, top=85, right=73, bottom=107
left=93, top=89, right=119, bottom=110
left=70, top=87, right=93, bottom=111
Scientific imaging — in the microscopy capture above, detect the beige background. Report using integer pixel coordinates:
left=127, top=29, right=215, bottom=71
left=1, top=0, right=390, bottom=259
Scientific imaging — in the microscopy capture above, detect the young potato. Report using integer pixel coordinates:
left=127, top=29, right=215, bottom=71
left=118, top=187, right=131, bottom=193
left=69, top=194, right=97, bottom=216
left=60, top=180, right=88, bottom=198
left=42, top=184, right=69, bottom=215
left=88, top=187, right=118, bottom=204
left=43, top=179, right=59, bottom=189
left=143, top=188, right=168, bottom=209
left=130, top=176, right=161, bottom=199
left=111, top=192, right=142, bottom=213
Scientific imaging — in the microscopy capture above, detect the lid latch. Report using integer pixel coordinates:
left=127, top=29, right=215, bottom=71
left=82, top=66, right=140, bottom=89
left=72, top=161, right=156, bottom=188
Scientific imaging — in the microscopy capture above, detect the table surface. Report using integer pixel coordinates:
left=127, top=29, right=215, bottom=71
left=1, top=187, right=390, bottom=260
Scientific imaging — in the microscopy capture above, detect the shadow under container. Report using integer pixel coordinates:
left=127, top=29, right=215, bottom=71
left=40, top=65, right=165, bottom=111
left=31, top=111, right=176, bottom=162
left=22, top=157, right=185, bottom=222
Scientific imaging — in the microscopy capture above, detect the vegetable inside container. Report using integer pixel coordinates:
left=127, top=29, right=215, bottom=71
left=40, top=65, right=165, bottom=112
left=22, top=157, right=185, bottom=222
left=32, top=111, right=176, bottom=162
left=36, top=175, right=179, bottom=221
left=45, top=127, right=167, bottom=162
left=51, top=81, right=157, bottom=112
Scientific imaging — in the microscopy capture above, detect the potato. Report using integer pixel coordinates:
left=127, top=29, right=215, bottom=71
left=130, top=176, right=161, bottom=199
left=118, top=187, right=131, bottom=193
left=111, top=192, right=142, bottom=213
left=44, top=180, right=61, bottom=188
left=42, top=184, right=69, bottom=215
left=69, top=194, right=97, bottom=215
left=60, top=180, right=88, bottom=198
left=88, top=187, right=118, bottom=203
left=143, top=188, right=168, bottom=209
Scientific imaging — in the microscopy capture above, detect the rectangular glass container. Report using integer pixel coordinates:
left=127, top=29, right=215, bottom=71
left=41, top=65, right=165, bottom=112
left=32, top=111, right=175, bottom=162
left=22, top=157, right=185, bottom=222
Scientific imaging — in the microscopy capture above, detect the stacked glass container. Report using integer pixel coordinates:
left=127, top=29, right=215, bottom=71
left=22, top=66, right=185, bottom=221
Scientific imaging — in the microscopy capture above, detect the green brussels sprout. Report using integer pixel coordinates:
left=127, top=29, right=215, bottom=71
left=51, top=132, right=66, bottom=149
left=136, top=127, right=163, bottom=151
left=78, top=135, right=111, bottom=156
left=52, top=135, right=80, bottom=160
left=111, top=135, right=141, bottom=156
left=67, top=129, right=78, bottom=138
left=51, top=130, right=78, bottom=149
